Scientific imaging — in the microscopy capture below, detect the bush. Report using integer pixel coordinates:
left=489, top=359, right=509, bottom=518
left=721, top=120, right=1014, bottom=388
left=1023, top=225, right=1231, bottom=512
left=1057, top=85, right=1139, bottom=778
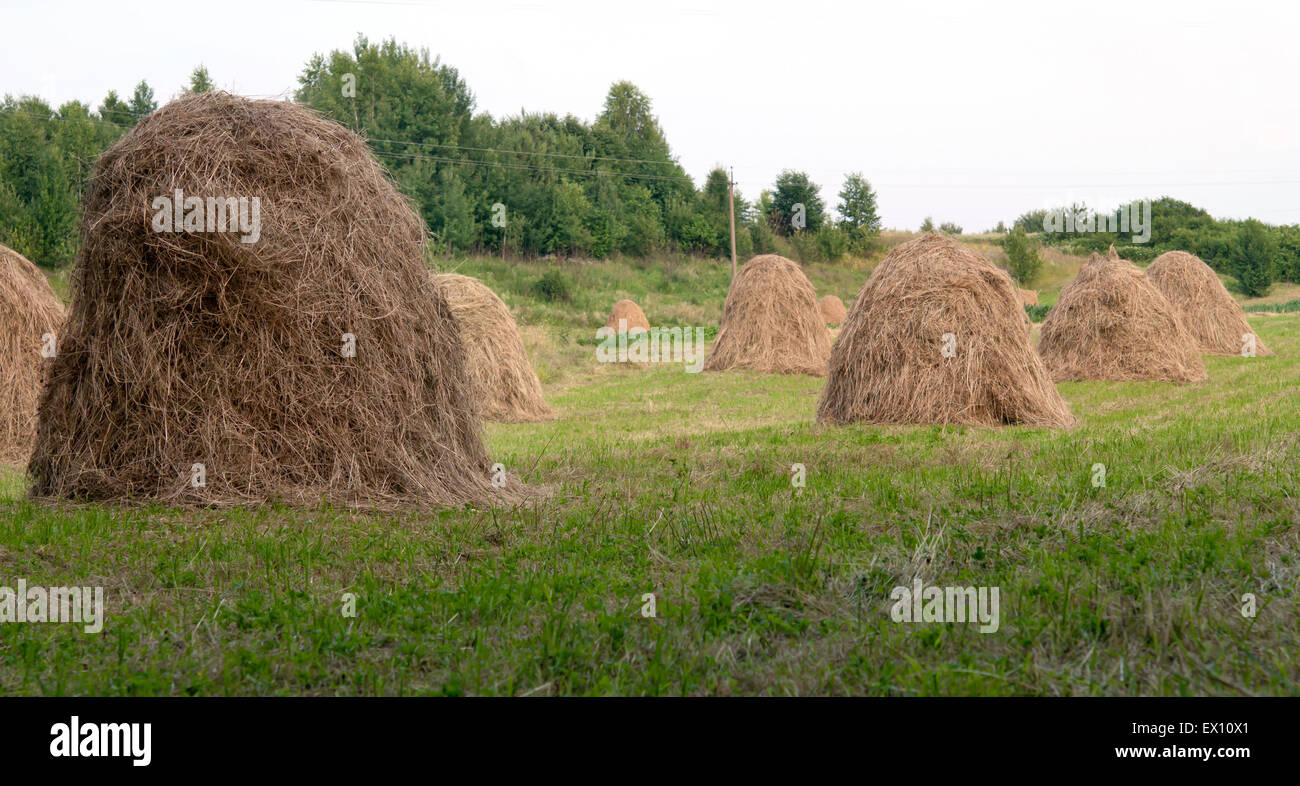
left=1228, top=220, right=1276, bottom=297
left=1025, top=303, right=1052, bottom=322
left=529, top=270, right=572, bottom=302
left=1003, top=227, right=1043, bottom=286
left=938, top=221, right=963, bottom=235
left=814, top=225, right=851, bottom=261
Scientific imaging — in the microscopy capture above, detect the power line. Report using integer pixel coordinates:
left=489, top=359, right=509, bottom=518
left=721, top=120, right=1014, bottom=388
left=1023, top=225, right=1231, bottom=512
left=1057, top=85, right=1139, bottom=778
left=370, top=149, right=694, bottom=183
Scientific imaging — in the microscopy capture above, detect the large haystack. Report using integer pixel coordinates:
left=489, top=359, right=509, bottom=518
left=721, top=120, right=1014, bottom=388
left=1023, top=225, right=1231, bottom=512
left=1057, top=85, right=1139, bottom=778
left=1038, top=250, right=1206, bottom=382
left=704, top=254, right=831, bottom=376
left=431, top=273, right=554, bottom=423
left=818, top=234, right=1073, bottom=426
left=1, top=244, right=65, bottom=464
left=29, top=92, right=508, bottom=507
left=605, top=299, right=649, bottom=333
left=1146, top=250, right=1271, bottom=357
left=819, top=294, right=847, bottom=325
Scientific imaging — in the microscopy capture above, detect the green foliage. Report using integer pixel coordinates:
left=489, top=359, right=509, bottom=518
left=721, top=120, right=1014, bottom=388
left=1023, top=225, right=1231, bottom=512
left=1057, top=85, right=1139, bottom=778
left=529, top=270, right=572, bottom=302
left=770, top=170, right=825, bottom=235
left=1003, top=227, right=1043, bottom=286
left=1228, top=219, right=1276, bottom=297
left=186, top=65, right=215, bottom=94
left=1024, top=303, right=1052, bottom=322
left=836, top=172, right=880, bottom=234
left=0, top=94, right=128, bottom=266
left=920, top=216, right=934, bottom=232
left=814, top=224, right=850, bottom=261
left=938, top=221, right=963, bottom=235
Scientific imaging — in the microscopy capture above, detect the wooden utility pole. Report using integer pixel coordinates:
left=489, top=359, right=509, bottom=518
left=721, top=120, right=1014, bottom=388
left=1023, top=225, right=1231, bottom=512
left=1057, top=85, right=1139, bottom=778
left=728, top=167, right=738, bottom=279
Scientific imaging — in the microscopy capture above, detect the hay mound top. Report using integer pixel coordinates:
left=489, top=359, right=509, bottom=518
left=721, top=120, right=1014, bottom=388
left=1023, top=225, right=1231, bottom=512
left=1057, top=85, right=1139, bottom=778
left=704, top=254, right=830, bottom=376
left=605, top=299, right=649, bottom=333
left=818, top=233, right=1073, bottom=427
left=432, top=273, right=554, bottom=423
left=29, top=92, right=506, bottom=507
left=1146, top=250, right=1271, bottom=357
left=1, top=244, right=65, bottom=464
left=1038, top=251, right=1206, bottom=382
left=819, top=294, right=847, bottom=325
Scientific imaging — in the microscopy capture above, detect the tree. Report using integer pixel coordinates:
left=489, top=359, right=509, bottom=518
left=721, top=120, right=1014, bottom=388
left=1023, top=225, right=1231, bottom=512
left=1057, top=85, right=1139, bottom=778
left=771, top=170, right=825, bottom=234
left=98, top=90, right=132, bottom=125
left=186, top=65, right=215, bottom=94
left=1003, top=227, right=1042, bottom=286
left=920, top=216, right=935, bottom=232
left=938, top=221, right=963, bottom=235
left=1229, top=219, right=1275, bottom=297
left=128, top=81, right=157, bottom=119
left=836, top=172, right=880, bottom=234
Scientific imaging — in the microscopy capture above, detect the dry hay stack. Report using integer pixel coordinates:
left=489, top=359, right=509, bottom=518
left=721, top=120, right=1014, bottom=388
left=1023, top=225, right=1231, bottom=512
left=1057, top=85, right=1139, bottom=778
left=819, top=294, right=847, bottom=325
left=704, top=254, right=831, bottom=376
left=1, top=244, right=65, bottom=464
left=605, top=299, right=649, bottom=333
left=818, top=233, right=1073, bottom=427
left=1037, top=250, right=1206, bottom=382
left=1018, top=288, right=1039, bottom=306
left=431, top=273, right=554, bottom=423
left=29, top=92, right=508, bottom=507
left=1146, top=250, right=1271, bottom=356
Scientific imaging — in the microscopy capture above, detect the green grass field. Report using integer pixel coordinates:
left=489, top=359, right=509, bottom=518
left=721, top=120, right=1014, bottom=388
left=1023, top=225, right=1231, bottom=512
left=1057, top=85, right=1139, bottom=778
left=2, top=251, right=1298, bottom=696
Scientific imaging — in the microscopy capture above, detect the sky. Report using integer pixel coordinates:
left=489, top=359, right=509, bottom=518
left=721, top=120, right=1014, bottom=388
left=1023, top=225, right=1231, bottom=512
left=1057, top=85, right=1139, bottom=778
left=4, top=0, right=1298, bottom=230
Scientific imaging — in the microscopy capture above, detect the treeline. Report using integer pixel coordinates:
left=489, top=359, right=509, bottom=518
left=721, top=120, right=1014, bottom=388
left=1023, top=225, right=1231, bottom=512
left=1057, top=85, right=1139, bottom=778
left=1013, top=197, right=1300, bottom=296
left=1, top=37, right=881, bottom=268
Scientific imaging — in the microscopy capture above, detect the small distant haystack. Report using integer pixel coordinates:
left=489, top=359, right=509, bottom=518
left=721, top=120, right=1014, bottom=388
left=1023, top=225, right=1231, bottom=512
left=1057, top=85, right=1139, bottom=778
left=29, top=92, right=508, bottom=507
left=1146, top=250, right=1272, bottom=357
left=432, top=273, right=554, bottom=423
left=704, top=254, right=831, bottom=376
left=1018, top=288, right=1039, bottom=306
left=1038, top=251, right=1206, bottom=382
left=0, top=244, right=65, bottom=464
left=818, top=234, right=1073, bottom=427
left=819, top=294, right=847, bottom=325
left=605, top=299, right=649, bottom=333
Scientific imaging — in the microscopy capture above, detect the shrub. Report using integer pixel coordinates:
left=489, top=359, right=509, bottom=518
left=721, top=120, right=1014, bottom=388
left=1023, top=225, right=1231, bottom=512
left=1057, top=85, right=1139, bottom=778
left=1003, top=227, right=1043, bottom=286
left=530, top=270, right=572, bottom=302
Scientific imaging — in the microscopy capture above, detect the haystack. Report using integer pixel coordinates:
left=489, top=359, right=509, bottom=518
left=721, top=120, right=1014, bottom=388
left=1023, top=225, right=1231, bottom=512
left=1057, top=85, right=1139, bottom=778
left=1018, top=288, right=1039, bottom=306
left=1037, top=250, right=1206, bottom=382
left=818, top=233, right=1073, bottom=427
left=28, top=92, right=508, bottom=507
left=606, top=299, right=649, bottom=333
left=819, top=294, right=847, bottom=325
left=704, top=254, right=830, bottom=376
left=431, top=273, right=553, bottom=422
left=1146, top=250, right=1271, bottom=356
left=0, top=244, right=65, bottom=464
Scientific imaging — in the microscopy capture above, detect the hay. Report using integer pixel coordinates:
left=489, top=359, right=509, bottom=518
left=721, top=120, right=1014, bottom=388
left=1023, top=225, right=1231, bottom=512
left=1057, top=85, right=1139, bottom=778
left=431, top=273, right=554, bottom=423
left=818, top=233, right=1073, bottom=427
left=1146, top=250, right=1272, bottom=357
left=29, top=92, right=510, bottom=507
left=0, top=244, right=65, bottom=464
left=1037, top=249, right=1206, bottom=382
left=605, top=299, right=649, bottom=333
left=704, top=254, right=831, bottom=376
left=1018, top=288, right=1039, bottom=306
left=819, top=294, right=847, bottom=325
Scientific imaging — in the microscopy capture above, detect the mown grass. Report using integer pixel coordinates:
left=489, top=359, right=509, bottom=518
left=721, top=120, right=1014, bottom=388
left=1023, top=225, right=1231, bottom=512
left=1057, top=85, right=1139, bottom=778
left=2, top=254, right=1297, bottom=696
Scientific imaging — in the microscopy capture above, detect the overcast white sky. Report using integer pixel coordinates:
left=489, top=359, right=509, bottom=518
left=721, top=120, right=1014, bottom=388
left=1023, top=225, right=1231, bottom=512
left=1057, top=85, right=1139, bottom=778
left=4, top=0, right=1298, bottom=230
